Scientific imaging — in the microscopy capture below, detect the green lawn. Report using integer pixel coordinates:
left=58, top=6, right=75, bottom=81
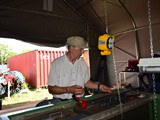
left=2, top=88, right=52, bottom=109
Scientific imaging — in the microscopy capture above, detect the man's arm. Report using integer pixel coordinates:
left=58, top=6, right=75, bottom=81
left=84, top=80, right=112, bottom=94
left=48, top=85, right=84, bottom=95
left=48, top=85, right=68, bottom=94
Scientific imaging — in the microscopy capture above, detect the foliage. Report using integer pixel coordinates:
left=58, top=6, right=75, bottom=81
left=0, top=44, right=18, bottom=64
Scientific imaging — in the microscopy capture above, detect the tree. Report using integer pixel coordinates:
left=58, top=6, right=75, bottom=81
left=0, top=44, right=17, bottom=64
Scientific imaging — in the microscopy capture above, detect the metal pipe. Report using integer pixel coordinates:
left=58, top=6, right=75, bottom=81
left=115, top=46, right=136, bottom=58
left=116, top=0, right=140, bottom=59
left=63, top=0, right=97, bottom=30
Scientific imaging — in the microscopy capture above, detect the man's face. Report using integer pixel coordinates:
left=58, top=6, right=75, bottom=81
left=70, top=45, right=84, bottom=59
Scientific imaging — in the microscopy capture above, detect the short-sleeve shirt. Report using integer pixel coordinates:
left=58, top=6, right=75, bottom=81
left=47, top=54, right=90, bottom=99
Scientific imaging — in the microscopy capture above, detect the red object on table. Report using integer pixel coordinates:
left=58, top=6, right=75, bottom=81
left=72, top=94, right=87, bottom=109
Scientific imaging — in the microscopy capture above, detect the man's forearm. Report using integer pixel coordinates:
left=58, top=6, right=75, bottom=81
left=85, top=80, right=99, bottom=90
left=48, top=85, right=68, bottom=94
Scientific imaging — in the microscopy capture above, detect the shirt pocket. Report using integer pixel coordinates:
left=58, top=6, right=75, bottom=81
left=76, top=72, right=86, bottom=88
left=58, top=73, right=72, bottom=87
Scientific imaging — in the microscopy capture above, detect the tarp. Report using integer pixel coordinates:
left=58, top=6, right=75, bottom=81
left=0, top=0, right=160, bottom=85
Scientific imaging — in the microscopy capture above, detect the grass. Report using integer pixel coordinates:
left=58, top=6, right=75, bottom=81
left=2, top=87, right=53, bottom=109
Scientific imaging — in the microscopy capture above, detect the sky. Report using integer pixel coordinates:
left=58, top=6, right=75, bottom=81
left=0, top=38, right=66, bottom=53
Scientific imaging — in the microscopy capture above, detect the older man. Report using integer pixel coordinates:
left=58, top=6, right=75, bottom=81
left=36, top=36, right=112, bottom=106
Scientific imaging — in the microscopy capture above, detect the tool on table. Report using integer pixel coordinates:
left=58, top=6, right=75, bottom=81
left=72, top=94, right=87, bottom=109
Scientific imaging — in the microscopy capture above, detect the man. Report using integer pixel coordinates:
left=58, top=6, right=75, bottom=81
left=48, top=36, right=112, bottom=98
left=36, top=36, right=112, bottom=107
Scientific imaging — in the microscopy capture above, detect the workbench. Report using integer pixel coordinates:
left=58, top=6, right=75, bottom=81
left=0, top=89, right=159, bottom=120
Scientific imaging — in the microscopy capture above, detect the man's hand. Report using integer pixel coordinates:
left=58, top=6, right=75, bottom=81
left=68, top=85, right=84, bottom=95
left=99, top=84, right=112, bottom=94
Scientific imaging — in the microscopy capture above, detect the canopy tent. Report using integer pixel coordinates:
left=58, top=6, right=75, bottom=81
left=0, top=0, right=160, bottom=86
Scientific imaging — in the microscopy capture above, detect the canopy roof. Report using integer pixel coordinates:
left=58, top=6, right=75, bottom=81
left=1, top=0, right=160, bottom=85
left=0, top=0, right=159, bottom=48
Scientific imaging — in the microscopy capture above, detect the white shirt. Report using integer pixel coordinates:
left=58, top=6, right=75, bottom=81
left=47, top=54, right=90, bottom=99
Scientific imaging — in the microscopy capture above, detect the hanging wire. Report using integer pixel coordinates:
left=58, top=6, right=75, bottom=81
left=152, top=73, right=158, bottom=120
left=104, top=0, right=123, bottom=119
left=112, top=46, right=124, bottom=120
left=104, top=0, right=109, bottom=33
left=148, top=0, right=154, bottom=58
left=147, top=0, right=157, bottom=120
